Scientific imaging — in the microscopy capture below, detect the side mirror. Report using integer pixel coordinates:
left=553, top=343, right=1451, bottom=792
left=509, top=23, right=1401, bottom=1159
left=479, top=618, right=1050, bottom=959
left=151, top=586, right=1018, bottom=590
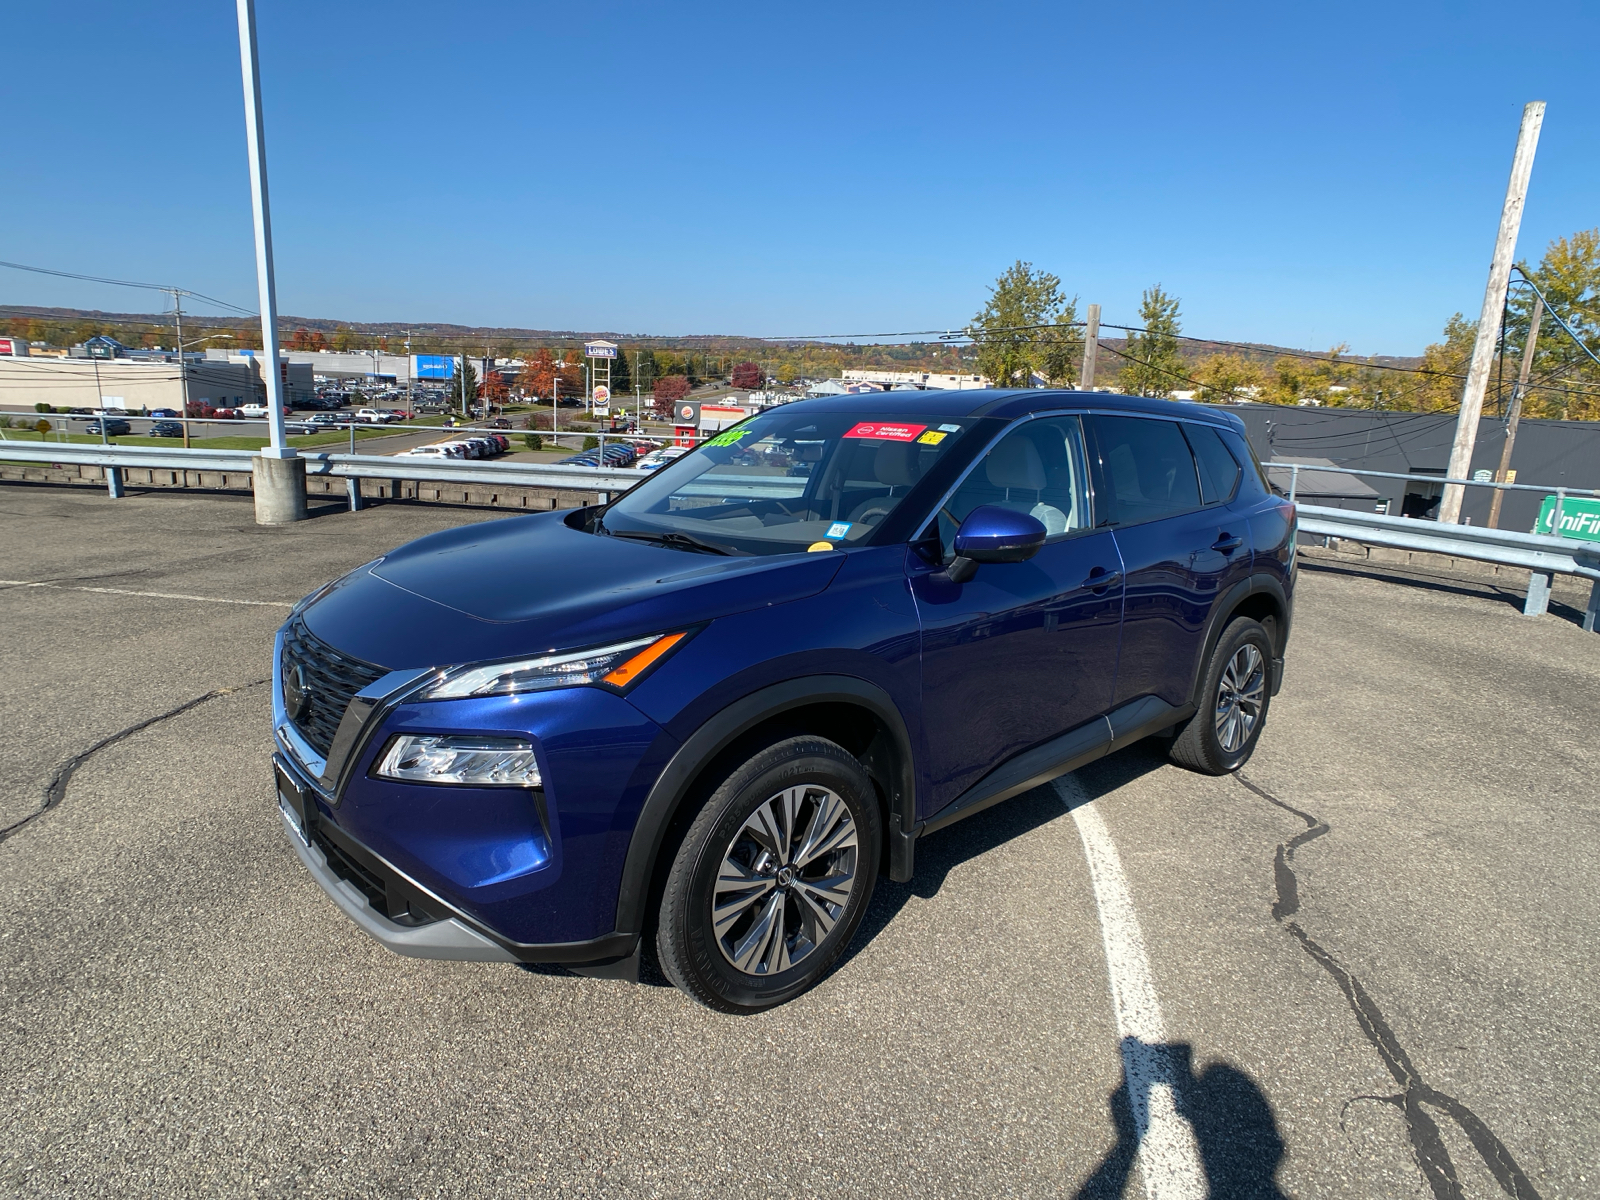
left=940, top=505, right=1047, bottom=583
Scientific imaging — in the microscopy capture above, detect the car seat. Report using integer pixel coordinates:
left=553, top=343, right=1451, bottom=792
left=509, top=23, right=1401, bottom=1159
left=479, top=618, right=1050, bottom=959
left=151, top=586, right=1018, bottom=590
left=984, top=436, right=1070, bottom=534
left=848, top=443, right=923, bottom=524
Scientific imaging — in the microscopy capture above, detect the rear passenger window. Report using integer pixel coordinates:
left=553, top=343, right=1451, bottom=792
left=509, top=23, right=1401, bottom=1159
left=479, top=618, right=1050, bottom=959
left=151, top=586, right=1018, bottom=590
left=1183, top=423, right=1242, bottom=505
left=1087, top=415, right=1202, bottom=526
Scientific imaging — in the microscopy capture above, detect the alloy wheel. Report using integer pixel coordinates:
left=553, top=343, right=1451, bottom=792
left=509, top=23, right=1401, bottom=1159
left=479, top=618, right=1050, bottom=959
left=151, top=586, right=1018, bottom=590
left=1214, top=643, right=1266, bottom=754
left=712, top=785, right=859, bottom=977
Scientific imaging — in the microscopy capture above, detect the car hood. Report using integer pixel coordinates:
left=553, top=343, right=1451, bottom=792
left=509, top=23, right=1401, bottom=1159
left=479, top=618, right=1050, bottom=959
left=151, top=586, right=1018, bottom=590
left=300, top=510, right=846, bottom=669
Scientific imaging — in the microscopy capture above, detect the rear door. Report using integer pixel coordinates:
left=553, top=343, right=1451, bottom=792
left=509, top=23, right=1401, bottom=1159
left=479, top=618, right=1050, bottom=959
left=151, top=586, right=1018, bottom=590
left=910, top=415, right=1125, bottom=814
left=1085, top=414, right=1252, bottom=712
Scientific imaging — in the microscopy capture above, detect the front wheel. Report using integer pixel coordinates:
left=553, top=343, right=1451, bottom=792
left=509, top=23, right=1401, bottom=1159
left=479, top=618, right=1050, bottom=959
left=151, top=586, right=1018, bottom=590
left=656, top=736, right=881, bottom=1013
left=1169, top=617, right=1274, bottom=775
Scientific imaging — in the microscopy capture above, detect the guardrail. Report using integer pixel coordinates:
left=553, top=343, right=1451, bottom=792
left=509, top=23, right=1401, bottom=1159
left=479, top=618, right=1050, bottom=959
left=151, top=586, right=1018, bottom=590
left=1295, top=503, right=1600, bottom=631
left=0, top=439, right=647, bottom=502
left=1275, top=459, right=1600, bottom=535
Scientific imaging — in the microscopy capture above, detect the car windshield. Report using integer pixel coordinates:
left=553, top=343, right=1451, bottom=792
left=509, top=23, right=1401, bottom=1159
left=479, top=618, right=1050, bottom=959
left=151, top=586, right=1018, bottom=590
left=600, top=408, right=976, bottom=556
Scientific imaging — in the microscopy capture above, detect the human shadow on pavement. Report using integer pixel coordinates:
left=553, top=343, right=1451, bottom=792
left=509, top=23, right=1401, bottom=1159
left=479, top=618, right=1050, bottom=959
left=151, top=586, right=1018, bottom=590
left=1076, top=1039, right=1288, bottom=1199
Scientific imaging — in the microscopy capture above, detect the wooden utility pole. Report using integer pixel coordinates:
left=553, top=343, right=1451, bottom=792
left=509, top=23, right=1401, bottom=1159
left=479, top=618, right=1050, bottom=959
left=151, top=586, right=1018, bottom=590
left=1486, top=294, right=1542, bottom=529
left=1441, top=101, right=1545, bottom=524
left=1079, top=303, right=1100, bottom=391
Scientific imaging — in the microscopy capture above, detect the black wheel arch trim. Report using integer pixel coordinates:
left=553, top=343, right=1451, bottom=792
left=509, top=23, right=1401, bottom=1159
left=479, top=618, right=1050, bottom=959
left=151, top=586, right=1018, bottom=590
left=613, top=674, right=919, bottom=935
left=1188, top=572, right=1290, bottom=710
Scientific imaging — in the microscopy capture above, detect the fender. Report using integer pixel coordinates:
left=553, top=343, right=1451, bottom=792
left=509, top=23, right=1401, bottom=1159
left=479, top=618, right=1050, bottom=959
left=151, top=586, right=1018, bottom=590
left=611, top=674, right=918, bottom=937
left=1187, top=572, right=1290, bottom=708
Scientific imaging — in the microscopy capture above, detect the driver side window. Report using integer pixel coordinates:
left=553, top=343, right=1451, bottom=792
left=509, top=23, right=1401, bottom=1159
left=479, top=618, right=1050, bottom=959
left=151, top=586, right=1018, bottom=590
left=933, top=416, right=1090, bottom=557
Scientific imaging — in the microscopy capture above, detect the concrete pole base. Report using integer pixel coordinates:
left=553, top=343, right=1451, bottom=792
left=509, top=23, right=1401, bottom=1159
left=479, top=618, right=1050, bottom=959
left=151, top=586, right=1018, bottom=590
left=253, top=453, right=308, bottom=525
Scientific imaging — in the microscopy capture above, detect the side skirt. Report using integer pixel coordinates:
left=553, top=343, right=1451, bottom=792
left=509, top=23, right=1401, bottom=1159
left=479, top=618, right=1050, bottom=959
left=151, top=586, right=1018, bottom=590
left=915, top=695, right=1192, bottom=840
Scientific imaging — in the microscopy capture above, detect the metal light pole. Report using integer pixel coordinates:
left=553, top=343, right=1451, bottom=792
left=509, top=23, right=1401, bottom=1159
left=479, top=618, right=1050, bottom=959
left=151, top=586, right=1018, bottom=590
left=236, top=0, right=303, bottom=522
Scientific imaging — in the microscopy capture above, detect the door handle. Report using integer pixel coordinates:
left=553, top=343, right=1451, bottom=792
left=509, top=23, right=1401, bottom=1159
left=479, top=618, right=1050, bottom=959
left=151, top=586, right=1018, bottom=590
left=1082, top=569, right=1122, bottom=592
left=1212, top=534, right=1244, bottom=553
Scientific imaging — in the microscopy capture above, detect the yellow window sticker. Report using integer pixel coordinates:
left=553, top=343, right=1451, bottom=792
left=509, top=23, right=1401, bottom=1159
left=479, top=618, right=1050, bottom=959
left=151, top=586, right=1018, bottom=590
left=807, top=541, right=836, bottom=552
left=916, top=430, right=947, bottom=445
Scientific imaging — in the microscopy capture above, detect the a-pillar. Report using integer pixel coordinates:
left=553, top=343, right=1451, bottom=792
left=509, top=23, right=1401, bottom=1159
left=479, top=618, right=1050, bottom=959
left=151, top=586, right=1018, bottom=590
left=254, top=450, right=307, bottom=525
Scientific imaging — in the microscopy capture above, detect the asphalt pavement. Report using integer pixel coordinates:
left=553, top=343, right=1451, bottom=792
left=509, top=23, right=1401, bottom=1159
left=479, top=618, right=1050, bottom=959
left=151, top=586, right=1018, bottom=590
left=0, top=486, right=1595, bottom=1198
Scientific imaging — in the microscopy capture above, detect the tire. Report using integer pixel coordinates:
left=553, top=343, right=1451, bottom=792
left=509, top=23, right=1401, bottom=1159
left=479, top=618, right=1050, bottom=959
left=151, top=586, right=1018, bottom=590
left=1169, top=617, right=1274, bottom=775
left=656, top=735, right=881, bottom=1013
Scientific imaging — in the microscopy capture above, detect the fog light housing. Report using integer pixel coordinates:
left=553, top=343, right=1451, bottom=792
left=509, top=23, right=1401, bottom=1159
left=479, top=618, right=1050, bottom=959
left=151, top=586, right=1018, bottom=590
left=374, top=735, right=541, bottom=788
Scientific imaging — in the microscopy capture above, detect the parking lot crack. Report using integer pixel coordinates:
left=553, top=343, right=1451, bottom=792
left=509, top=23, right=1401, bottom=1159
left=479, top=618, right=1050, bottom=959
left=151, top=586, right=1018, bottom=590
left=1234, top=773, right=1542, bottom=1200
left=0, top=680, right=270, bottom=844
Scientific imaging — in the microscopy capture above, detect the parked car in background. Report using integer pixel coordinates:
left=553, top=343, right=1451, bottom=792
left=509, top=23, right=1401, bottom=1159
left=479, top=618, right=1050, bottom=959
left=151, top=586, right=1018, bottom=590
left=485, top=418, right=511, bottom=429
left=306, top=413, right=351, bottom=428
left=272, top=390, right=1296, bottom=1011
left=83, top=418, right=132, bottom=436
left=149, top=408, right=179, bottom=418
left=399, top=444, right=455, bottom=459
left=439, top=440, right=482, bottom=459
left=637, top=445, right=690, bottom=470
left=148, top=420, right=185, bottom=438
left=355, top=408, right=402, bottom=424
left=241, top=403, right=293, bottom=418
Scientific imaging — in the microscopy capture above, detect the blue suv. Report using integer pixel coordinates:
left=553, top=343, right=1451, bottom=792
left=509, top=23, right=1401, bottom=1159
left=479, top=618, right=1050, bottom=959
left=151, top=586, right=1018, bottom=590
left=273, top=391, right=1296, bottom=1011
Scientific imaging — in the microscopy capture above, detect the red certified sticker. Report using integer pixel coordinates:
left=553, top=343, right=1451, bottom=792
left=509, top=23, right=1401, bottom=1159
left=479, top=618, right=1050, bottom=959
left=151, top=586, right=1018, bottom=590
left=843, top=422, right=926, bottom=441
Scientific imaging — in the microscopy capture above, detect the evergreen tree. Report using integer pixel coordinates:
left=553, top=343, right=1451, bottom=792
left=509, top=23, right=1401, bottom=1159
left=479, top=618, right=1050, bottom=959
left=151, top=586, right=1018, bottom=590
left=451, top=355, right=479, bottom=411
left=612, top=347, right=632, bottom=394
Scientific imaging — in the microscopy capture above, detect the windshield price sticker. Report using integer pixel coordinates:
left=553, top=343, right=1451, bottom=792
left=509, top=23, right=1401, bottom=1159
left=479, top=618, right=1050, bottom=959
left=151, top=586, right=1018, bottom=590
left=843, top=422, right=926, bottom=441
left=916, top=430, right=947, bottom=445
left=938, top=424, right=961, bottom=433
left=704, top=428, right=751, bottom=447
left=825, top=522, right=852, bottom=539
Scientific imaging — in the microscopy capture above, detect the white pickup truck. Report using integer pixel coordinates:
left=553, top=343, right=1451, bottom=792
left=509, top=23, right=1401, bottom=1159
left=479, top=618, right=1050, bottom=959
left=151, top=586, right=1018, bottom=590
left=354, top=407, right=402, bottom=424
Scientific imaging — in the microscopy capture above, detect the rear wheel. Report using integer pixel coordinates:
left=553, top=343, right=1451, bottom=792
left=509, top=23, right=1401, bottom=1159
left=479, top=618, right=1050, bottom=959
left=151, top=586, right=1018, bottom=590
left=656, top=736, right=880, bottom=1012
left=1169, top=617, right=1273, bottom=775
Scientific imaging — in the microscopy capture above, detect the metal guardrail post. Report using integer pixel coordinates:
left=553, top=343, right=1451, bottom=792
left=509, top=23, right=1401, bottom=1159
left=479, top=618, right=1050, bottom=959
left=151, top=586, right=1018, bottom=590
left=1586, top=583, right=1600, bottom=634
left=106, top=467, right=124, bottom=500
left=1523, top=572, right=1553, bottom=617
left=346, top=477, right=363, bottom=512
left=1550, top=487, right=1566, bottom=537
left=1288, top=464, right=1300, bottom=503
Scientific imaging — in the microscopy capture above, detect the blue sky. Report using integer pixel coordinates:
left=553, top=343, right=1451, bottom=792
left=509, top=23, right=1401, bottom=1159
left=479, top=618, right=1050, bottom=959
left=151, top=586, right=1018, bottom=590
left=3, top=1, right=1597, bottom=354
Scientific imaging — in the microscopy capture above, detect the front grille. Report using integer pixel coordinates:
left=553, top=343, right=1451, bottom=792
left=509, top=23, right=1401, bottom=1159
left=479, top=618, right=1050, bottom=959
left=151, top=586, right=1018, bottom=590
left=281, top=616, right=387, bottom=758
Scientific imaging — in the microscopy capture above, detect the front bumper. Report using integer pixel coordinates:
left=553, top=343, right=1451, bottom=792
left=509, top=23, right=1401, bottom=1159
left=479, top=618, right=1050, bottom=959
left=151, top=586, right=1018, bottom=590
left=276, top=752, right=643, bottom=970
left=278, top=803, right=516, bottom=963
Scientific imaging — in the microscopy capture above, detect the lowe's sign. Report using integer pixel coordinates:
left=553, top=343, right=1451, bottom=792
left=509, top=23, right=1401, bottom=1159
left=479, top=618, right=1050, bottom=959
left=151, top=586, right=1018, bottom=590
left=1535, top=495, right=1600, bottom=542
left=414, top=354, right=456, bottom=380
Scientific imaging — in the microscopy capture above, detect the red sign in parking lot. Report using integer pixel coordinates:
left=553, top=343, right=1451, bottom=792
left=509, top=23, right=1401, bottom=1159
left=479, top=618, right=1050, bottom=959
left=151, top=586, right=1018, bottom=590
left=843, top=422, right=926, bottom=441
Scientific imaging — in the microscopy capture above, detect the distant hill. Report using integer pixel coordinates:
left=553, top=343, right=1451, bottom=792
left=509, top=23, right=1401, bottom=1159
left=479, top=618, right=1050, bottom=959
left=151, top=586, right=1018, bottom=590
left=0, top=304, right=1424, bottom=372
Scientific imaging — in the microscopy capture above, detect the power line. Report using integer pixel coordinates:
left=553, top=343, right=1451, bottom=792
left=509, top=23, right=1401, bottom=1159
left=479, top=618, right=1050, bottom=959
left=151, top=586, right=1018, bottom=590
left=0, top=260, right=256, bottom=317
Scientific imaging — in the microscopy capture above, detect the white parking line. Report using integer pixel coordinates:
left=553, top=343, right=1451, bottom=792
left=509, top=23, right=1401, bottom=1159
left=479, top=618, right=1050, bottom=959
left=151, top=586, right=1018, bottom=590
left=0, top=580, right=293, bottom=607
left=1056, top=775, right=1206, bottom=1200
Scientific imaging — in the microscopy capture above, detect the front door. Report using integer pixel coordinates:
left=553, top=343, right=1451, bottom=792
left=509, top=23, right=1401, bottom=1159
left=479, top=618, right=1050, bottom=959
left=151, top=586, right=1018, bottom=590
left=1085, top=414, right=1254, bottom=711
left=911, top=415, right=1124, bottom=816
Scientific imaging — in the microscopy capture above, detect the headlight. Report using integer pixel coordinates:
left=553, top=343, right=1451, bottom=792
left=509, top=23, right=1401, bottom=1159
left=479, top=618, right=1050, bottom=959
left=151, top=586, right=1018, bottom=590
left=375, top=735, right=541, bottom=788
left=421, top=631, right=688, bottom=700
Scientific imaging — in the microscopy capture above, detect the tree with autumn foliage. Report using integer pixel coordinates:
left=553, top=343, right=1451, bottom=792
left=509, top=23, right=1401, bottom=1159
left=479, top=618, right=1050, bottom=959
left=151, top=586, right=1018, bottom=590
left=653, top=374, right=691, bottom=416
left=519, top=347, right=557, bottom=398
left=731, top=361, right=763, bottom=389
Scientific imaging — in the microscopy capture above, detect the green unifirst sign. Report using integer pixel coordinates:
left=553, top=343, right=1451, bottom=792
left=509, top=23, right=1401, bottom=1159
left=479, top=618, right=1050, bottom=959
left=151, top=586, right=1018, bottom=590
left=1534, top=495, right=1600, bottom=542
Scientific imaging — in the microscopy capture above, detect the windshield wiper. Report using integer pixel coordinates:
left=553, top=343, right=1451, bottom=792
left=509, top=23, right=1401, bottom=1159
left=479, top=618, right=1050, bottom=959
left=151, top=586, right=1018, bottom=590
left=607, top=528, right=737, bottom=556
